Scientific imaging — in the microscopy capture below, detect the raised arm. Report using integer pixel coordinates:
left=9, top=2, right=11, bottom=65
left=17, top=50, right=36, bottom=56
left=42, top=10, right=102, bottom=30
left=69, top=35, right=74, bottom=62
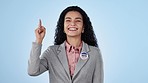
left=28, top=19, right=48, bottom=76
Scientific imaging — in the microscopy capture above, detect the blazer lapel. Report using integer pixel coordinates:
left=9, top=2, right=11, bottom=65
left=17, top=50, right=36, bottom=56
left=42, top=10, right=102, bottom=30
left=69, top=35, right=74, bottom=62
left=72, top=42, right=90, bottom=79
left=56, top=42, right=70, bottom=78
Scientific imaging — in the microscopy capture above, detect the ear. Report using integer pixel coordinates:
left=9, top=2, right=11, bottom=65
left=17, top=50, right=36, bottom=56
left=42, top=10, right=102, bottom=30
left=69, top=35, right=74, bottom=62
left=82, top=28, right=84, bottom=33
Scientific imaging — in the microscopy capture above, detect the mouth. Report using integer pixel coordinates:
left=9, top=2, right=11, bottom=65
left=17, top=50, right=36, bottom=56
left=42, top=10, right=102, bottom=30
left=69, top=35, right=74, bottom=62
left=68, top=27, right=78, bottom=31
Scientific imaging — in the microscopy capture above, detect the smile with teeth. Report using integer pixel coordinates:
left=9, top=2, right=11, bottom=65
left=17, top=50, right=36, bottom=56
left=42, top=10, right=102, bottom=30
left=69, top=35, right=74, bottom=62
left=68, top=27, right=78, bottom=31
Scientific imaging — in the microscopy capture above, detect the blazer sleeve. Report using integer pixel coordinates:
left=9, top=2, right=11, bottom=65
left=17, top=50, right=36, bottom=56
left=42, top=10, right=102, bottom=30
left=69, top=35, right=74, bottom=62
left=92, top=49, right=104, bottom=83
left=28, top=42, right=49, bottom=76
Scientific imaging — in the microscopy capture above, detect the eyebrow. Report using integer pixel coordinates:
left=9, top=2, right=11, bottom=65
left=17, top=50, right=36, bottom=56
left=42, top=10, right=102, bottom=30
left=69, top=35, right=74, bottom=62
left=65, top=17, right=82, bottom=20
left=75, top=17, right=82, bottom=20
left=65, top=17, right=71, bottom=19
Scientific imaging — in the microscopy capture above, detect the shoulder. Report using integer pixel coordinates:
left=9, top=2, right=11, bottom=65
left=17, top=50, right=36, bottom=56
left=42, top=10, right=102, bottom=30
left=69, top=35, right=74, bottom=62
left=42, top=45, right=60, bottom=57
left=88, top=45, right=102, bottom=60
left=88, top=45, right=101, bottom=54
left=45, top=42, right=65, bottom=53
left=46, top=45, right=60, bottom=51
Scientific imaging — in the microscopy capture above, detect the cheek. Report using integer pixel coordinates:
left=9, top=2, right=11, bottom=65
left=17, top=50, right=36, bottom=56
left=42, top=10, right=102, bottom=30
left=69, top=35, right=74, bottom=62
left=78, top=24, right=84, bottom=30
left=64, top=23, right=68, bottom=32
left=80, top=28, right=84, bottom=33
left=64, top=22, right=68, bottom=28
left=77, top=22, right=83, bottom=27
left=64, top=26, right=66, bottom=32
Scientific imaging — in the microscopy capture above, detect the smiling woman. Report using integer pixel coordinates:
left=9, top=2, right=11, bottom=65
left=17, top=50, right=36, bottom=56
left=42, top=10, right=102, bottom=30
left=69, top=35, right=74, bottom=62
left=28, top=6, right=104, bottom=83
left=64, top=11, right=84, bottom=42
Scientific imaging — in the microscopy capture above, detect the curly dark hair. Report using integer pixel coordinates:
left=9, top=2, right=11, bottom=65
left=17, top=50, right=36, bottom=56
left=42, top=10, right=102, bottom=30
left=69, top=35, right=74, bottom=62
left=54, top=6, right=98, bottom=47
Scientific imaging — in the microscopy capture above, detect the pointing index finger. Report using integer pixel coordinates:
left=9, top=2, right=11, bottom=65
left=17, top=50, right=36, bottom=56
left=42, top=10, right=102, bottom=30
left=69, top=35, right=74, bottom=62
left=39, top=19, right=42, bottom=28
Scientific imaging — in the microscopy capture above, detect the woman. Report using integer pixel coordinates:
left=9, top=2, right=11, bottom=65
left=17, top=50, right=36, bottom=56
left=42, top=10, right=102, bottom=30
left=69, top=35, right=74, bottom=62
left=28, top=6, right=103, bottom=83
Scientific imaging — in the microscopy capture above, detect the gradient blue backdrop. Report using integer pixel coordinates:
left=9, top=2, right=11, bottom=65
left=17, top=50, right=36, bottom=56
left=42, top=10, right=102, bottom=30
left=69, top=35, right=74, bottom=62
left=0, top=0, right=148, bottom=83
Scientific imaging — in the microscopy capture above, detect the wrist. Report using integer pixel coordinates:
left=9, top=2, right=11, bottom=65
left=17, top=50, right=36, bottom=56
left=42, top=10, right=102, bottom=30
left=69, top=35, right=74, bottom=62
left=35, top=39, right=43, bottom=44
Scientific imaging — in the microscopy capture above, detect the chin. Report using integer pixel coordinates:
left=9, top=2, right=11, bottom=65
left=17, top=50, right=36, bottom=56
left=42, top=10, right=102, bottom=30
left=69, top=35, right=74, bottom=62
left=67, top=34, right=81, bottom=38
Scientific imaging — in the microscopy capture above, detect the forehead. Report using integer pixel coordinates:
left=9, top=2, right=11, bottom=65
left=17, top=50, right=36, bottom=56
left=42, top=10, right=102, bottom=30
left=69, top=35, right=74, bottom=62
left=65, top=11, right=82, bottom=19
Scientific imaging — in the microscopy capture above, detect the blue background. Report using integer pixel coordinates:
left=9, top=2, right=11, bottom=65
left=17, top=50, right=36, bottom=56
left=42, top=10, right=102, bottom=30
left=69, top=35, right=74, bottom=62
left=0, top=0, right=148, bottom=83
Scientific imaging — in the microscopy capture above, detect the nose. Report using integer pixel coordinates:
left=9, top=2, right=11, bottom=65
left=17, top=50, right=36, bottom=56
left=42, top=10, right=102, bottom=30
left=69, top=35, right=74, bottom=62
left=70, top=21, right=76, bottom=26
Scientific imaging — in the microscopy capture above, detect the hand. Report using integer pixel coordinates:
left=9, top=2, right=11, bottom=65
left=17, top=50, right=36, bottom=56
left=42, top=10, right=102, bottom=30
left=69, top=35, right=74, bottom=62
left=35, top=19, right=46, bottom=44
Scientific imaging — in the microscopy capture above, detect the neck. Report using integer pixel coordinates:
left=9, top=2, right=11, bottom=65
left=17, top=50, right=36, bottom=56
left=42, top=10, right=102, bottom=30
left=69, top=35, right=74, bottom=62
left=66, top=36, right=82, bottom=47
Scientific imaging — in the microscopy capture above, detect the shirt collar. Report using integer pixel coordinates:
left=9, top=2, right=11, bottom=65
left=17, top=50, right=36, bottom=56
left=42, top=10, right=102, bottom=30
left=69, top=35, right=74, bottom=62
left=65, top=41, right=82, bottom=53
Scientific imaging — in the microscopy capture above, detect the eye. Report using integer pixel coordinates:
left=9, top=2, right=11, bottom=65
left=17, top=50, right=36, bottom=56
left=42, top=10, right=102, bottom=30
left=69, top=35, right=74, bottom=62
left=65, top=19, right=71, bottom=22
left=75, top=20, right=81, bottom=22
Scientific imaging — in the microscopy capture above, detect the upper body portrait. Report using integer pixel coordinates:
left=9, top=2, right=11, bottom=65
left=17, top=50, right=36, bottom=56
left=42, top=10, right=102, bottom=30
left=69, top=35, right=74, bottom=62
left=28, top=6, right=104, bottom=83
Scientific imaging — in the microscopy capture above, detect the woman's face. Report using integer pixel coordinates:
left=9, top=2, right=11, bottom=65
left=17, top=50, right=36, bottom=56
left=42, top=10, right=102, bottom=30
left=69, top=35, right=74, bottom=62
left=64, top=11, right=84, bottom=38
